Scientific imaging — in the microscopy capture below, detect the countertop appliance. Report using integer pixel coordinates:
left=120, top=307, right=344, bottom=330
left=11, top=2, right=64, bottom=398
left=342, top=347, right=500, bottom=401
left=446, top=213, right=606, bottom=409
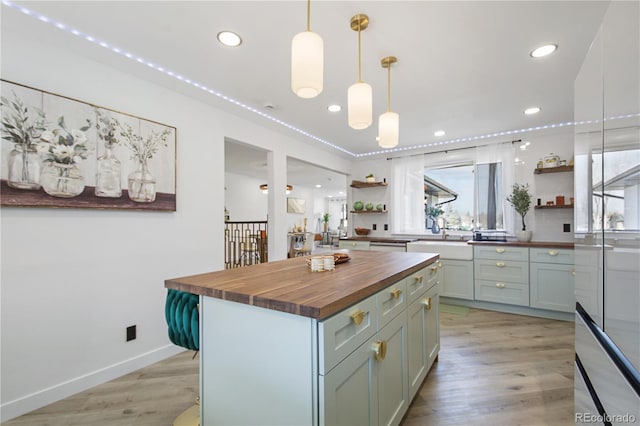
left=574, top=3, right=640, bottom=423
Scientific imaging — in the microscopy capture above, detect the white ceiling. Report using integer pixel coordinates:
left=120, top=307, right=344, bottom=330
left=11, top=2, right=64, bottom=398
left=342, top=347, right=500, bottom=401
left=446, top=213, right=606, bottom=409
left=2, top=1, right=610, bottom=159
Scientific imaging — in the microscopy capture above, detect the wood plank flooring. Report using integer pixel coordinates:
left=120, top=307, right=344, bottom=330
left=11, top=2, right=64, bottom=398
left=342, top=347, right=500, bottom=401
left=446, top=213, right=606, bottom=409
left=4, top=307, right=574, bottom=426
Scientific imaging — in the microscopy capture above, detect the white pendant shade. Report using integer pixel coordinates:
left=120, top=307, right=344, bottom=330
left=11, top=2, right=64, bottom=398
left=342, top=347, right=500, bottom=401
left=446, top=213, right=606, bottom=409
left=348, top=82, right=373, bottom=129
left=291, top=31, right=324, bottom=98
left=378, top=111, right=399, bottom=148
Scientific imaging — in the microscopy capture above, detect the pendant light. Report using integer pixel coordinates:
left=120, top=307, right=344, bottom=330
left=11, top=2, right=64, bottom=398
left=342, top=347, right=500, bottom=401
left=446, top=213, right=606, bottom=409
left=348, top=14, right=372, bottom=130
left=378, top=56, right=399, bottom=148
left=291, top=0, right=324, bottom=98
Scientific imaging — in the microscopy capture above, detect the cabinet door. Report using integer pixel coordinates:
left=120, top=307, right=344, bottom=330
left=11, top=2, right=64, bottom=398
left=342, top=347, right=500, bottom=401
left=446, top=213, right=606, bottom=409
left=407, top=284, right=439, bottom=402
left=530, top=263, right=575, bottom=312
left=320, top=334, right=378, bottom=426
left=440, top=259, right=474, bottom=300
left=377, top=311, right=409, bottom=426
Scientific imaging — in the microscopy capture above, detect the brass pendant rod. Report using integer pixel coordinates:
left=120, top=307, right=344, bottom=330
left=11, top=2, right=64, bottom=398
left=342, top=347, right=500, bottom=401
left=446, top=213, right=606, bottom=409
left=387, top=63, right=391, bottom=112
left=357, top=27, right=362, bottom=82
left=306, top=0, right=311, bottom=31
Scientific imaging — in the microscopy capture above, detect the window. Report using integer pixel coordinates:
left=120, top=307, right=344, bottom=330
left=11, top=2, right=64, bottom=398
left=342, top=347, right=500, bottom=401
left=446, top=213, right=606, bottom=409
left=425, top=162, right=503, bottom=232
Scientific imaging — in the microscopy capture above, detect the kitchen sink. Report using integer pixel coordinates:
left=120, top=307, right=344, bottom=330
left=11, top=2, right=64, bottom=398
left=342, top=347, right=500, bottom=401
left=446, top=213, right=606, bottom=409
left=406, top=241, right=473, bottom=260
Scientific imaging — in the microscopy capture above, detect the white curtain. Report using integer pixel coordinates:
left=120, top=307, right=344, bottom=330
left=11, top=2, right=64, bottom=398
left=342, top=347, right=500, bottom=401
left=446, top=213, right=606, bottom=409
left=391, top=155, right=425, bottom=234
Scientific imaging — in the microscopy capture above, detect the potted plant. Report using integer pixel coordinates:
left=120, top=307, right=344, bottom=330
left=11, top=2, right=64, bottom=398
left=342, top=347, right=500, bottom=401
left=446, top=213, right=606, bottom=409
left=507, top=183, right=532, bottom=241
left=322, top=212, right=330, bottom=232
left=365, top=173, right=375, bottom=183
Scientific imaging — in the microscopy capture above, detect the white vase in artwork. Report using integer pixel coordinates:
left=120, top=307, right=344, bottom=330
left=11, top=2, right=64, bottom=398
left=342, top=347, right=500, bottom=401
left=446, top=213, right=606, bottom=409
left=7, top=146, right=41, bottom=190
left=41, top=162, right=85, bottom=198
left=128, top=158, right=156, bottom=203
left=95, top=146, right=122, bottom=198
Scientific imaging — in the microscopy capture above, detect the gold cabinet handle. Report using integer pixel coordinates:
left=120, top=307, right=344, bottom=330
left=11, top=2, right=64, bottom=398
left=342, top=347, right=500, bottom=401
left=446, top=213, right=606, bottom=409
left=351, top=310, right=365, bottom=326
left=495, top=282, right=506, bottom=289
left=430, top=266, right=438, bottom=272
left=422, top=297, right=432, bottom=310
left=496, top=248, right=506, bottom=253
left=351, top=242, right=357, bottom=247
left=414, top=275, right=423, bottom=283
left=437, top=261, right=443, bottom=268
left=572, top=269, right=576, bottom=276
left=390, top=288, right=402, bottom=299
left=548, top=250, right=559, bottom=256
left=372, top=340, right=387, bottom=361
left=496, top=262, right=505, bottom=268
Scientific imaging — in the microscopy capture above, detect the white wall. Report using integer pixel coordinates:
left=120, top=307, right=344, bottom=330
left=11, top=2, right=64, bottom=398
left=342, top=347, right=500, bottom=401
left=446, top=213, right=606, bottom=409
left=0, top=28, right=352, bottom=421
left=224, top=172, right=268, bottom=222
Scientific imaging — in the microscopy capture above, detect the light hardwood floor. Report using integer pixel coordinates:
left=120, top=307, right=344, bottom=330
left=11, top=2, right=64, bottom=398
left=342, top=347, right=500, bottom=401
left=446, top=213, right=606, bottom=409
left=4, top=307, right=574, bottom=426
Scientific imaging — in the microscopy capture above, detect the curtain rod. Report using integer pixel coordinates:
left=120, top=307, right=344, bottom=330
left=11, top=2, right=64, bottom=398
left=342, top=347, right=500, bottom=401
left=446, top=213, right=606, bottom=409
left=386, top=139, right=521, bottom=161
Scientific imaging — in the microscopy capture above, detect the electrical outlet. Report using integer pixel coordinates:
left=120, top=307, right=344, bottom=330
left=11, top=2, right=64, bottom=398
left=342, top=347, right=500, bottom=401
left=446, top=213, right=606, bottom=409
left=563, top=223, right=571, bottom=233
left=126, top=325, right=136, bottom=342
left=384, top=224, right=388, bottom=231
left=372, top=224, right=377, bottom=231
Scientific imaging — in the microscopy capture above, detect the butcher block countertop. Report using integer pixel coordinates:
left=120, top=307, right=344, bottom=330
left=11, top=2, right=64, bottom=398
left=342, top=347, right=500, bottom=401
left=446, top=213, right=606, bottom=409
left=468, top=240, right=574, bottom=249
left=165, top=250, right=438, bottom=320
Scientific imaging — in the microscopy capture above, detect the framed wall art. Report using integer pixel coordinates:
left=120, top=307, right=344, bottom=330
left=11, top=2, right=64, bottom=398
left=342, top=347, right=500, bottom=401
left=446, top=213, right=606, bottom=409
left=0, top=79, right=177, bottom=211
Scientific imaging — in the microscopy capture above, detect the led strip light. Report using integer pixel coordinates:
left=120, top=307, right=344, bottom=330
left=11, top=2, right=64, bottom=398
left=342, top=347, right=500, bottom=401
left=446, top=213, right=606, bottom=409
left=3, top=0, right=639, bottom=159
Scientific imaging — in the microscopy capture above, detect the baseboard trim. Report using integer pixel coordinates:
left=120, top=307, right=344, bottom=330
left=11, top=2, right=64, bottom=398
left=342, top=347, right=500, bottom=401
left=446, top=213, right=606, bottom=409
left=440, top=297, right=574, bottom=321
left=1, top=344, right=184, bottom=422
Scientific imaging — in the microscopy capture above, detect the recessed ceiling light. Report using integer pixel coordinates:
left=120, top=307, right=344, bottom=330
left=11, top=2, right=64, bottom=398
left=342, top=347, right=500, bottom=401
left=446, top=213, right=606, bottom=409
left=434, top=130, right=446, bottom=137
left=530, top=44, right=557, bottom=58
left=315, top=184, right=322, bottom=188
left=217, top=31, right=242, bottom=47
left=327, top=104, right=342, bottom=112
left=524, top=107, right=541, bottom=115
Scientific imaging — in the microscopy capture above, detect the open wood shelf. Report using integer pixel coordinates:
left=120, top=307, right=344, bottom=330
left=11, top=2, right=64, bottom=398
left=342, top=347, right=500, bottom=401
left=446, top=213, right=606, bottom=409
left=533, top=165, right=574, bottom=174
left=350, top=180, right=388, bottom=188
left=350, top=210, right=388, bottom=214
left=534, top=204, right=574, bottom=209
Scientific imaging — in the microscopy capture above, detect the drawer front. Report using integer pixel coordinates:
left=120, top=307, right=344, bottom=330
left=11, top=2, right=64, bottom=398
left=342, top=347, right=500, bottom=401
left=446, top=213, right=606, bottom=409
left=377, top=280, right=408, bottom=328
left=474, top=259, right=529, bottom=284
left=338, top=240, right=370, bottom=251
left=474, top=279, right=529, bottom=306
left=530, top=248, right=574, bottom=265
left=319, top=293, right=377, bottom=375
left=425, top=261, right=441, bottom=290
left=474, top=246, right=528, bottom=261
left=406, top=267, right=427, bottom=305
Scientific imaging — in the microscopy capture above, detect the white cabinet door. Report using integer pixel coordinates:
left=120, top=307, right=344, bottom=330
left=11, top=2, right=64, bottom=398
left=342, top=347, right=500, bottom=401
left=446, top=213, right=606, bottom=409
left=320, top=333, right=378, bottom=426
left=377, top=311, right=409, bottom=426
left=440, top=259, right=474, bottom=300
left=530, top=262, right=575, bottom=312
left=424, top=284, right=440, bottom=371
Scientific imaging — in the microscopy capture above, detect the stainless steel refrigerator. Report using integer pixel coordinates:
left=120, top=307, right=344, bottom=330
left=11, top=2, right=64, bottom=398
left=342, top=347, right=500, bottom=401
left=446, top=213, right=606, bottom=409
left=574, top=2, right=640, bottom=424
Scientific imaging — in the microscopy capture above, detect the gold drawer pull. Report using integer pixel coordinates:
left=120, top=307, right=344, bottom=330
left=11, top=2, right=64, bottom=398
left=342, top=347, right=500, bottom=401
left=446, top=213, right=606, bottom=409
left=548, top=250, right=559, bottom=256
left=390, top=288, right=402, bottom=299
left=351, top=242, right=357, bottom=247
left=372, top=340, right=387, bottom=361
left=351, top=310, right=365, bottom=325
left=496, top=262, right=505, bottom=268
left=414, top=275, right=423, bottom=283
left=572, top=269, right=576, bottom=276
left=437, top=261, right=443, bottom=268
left=422, top=297, right=432, bottom=310
left=496, top=248, right=506, bottom=253
left=496, top=282, right=506, bottom=289
left=430, top=266, right=438, bottom=272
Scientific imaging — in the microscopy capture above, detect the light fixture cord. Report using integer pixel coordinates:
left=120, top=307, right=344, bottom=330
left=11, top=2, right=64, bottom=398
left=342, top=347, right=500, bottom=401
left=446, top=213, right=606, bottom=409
left=306, top=0, right=311, bottom=31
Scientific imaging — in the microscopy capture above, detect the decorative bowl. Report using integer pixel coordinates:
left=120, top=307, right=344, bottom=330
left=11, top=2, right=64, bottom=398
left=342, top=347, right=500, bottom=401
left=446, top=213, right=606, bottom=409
left=354, top=227, right=371, bottom=235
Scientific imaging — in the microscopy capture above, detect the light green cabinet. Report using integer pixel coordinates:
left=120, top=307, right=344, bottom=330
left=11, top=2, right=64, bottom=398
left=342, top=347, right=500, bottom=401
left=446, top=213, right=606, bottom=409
left=319, top=264, right=438, bottom=426
left=440, top=259, right=474, bottom=300
left=338, top=240, right=371, bottom=251
left=474, top=246, right=529, bottom=306
left=530, top=248, right=575, bottom=313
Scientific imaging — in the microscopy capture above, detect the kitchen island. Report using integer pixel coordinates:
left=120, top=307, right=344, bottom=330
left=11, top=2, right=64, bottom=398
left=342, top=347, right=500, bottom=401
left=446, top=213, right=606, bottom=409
left=166, top=250, right=440, bottom=425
